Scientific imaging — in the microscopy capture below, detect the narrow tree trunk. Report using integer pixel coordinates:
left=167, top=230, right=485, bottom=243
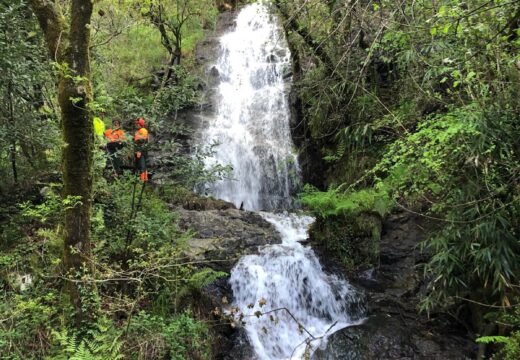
left=164, top=48, right=181, bottom=85
left=31, top=0, right=97, bottom=326
left=61, top=0, right=96, bottom=326
left=9, top=143, right=17, bottom=185
left=7, top=80, right=18, bottom=185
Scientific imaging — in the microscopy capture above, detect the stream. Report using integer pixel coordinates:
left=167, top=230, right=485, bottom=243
left=198, top=3, right=365, bottom=359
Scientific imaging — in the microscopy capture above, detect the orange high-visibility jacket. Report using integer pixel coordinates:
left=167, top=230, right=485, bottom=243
left=134, top=128, right=149, bottom=142
left=104, top=128, right=126, bottom=142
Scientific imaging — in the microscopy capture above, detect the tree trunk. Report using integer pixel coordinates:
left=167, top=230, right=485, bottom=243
left=7, top=80, right=18, bottom=185
left=164, top=47, right=181, bottom=86
left=31, top=0, right=97, bottom=327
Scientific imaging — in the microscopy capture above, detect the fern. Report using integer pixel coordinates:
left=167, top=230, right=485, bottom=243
left=323, top=137, right=346, bottom=163
left=188, top=268, right=227, bottom=290
left=50, top=324, right=123, bottom=360
left=477, top=333, right=520, bottom=360
left=301, top=184, right=392, bottom=219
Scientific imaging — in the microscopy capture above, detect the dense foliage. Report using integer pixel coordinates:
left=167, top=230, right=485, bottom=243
left=0, top=179, right=219, bottom=359
left=0, top=0, right=228, bottom=359
left=279, top=0, right=520, bottom=354
left=0, top=0, right=59, bottom=191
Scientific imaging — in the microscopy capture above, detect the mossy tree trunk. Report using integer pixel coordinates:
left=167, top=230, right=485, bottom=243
left=30, top=0, right=97, bottom=326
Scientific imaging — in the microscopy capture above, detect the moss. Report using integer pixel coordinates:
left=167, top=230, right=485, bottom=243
left=158, top=185, right=235, bottom=210
left=310, top=211, right=382, bottom=271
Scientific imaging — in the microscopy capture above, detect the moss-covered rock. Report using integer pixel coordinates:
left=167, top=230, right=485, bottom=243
left=309, top=211, right=382, bottom=271
left=181, top=191, right=236, bottom=211
left=159, top=185, right=236, bottom=210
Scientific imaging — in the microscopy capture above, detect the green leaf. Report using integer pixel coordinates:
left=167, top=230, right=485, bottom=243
left=476, top=336, right=509, bottom=344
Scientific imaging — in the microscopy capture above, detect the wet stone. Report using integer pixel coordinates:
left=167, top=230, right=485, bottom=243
left=178, top=208, right=282, bottom=272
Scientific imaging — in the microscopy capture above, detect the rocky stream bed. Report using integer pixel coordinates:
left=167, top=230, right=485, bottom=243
left=171, top=193, right=476, bottom=359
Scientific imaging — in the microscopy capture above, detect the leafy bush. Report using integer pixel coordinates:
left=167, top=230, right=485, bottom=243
left=374, top=106, right=481, bottom=202
left=153, top=66, right=200, bottom=115
left=0, top=286, right=63, bottom=359
left=126, top=311, right=211, bottom=360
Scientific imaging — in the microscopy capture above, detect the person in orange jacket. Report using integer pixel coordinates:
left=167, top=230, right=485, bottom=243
left=104, top=119, right=126, bottom=175
left=134, top=118, right=149, bottom=182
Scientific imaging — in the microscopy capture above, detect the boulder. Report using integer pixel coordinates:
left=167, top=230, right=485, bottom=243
left=178, top=208, right=281, bottom=272
left=181, top=192, right=236, bottom=211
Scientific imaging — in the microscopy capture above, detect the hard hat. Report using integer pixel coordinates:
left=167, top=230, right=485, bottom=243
left=135, top=118, right=145, bottom=127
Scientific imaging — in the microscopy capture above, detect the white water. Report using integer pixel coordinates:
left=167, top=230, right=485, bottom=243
left=201, top=2, right=297, bottom=211
left=200, top=3, right=365, bottom=359
left=230, top=212, right=364, bottom=359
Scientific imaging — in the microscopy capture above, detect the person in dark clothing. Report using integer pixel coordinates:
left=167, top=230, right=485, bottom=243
left=133, top=118, right=149, bottom=182
left=104, top=119, right=126, bottom=175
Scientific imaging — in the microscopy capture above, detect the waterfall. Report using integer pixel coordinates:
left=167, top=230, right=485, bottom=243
left=229, top=212, right=365, bottom=359
left=199, top=3, right=365, bottom=359
left=201, top=2, right=297, bottom=211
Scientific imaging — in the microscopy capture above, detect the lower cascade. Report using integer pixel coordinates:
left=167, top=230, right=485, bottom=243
left=199, top=2, right=365, bottom=358
left=230, top=212, right=365, bottom=359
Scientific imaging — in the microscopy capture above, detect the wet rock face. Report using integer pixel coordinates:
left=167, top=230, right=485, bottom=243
left=178, top=208, right=282, bottom=272
left=310, top=212, right=477, bottom=359
left=312, top=316, right=415, bottom=360
left=223, top=329, right=256, bottom=360
left=312, top=314, right=475, bottom=360
left=192, top=277, right=238, bottom=358
left=180, top=206, right=282, bottom=358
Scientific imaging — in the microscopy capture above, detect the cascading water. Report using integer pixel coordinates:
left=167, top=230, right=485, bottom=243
left=201, top=2, right=297, bottom=211
left=199, top=2, right=365, bottom=359
left=229, top=212, right=365, bottom=359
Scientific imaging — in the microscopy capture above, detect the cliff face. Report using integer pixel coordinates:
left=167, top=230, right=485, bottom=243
left=312, top=212, right=476, bottom=359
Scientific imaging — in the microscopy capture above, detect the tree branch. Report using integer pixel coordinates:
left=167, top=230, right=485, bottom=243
left=29, top=0, right=66, bottom=61
left=273, top=0, right=335, bottom=72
